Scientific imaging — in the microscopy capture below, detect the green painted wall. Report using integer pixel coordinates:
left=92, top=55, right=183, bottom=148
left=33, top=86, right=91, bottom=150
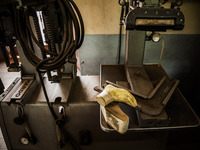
left=77, top=0, right=200, bottom=75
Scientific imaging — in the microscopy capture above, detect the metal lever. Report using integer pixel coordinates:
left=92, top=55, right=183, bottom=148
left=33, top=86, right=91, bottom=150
left=56, top=106, right=66, bottom=148
left=56, top=106, right=66, bottom=125
left=55, top=105, right=81, bottom=150
left=14, top=105, right=37, bottom=144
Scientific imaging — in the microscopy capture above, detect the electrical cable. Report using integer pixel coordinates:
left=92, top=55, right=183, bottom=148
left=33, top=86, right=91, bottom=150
left=15, top=0, right=84, bottom=149
left=15, top=0, right=84, bottom=71
left=15, top=0, right=84, bottom=127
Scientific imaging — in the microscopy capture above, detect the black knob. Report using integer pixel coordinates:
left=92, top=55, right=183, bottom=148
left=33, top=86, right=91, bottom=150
left=14, top=117, right=24, bottom=125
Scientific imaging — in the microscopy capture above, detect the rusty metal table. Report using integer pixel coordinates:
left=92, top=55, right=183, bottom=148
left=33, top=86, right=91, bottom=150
left=100, top=64, right=200, bottom=131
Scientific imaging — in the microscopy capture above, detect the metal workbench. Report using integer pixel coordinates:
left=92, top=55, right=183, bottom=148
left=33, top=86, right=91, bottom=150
left=100, top=64, right=200, bottom=131
left=0, top=68, right=199, bottom=150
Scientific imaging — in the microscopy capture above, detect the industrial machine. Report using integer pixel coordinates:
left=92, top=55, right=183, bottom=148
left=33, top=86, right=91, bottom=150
left=0, top=0, right=199, bottom=150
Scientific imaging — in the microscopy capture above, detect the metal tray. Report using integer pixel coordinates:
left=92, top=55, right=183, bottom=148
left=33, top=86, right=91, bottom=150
left=100, top=64, right=200, bottom=131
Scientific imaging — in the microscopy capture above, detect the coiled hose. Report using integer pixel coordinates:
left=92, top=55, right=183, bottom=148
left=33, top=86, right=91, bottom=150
left=15, top=1, right=84, bottom=148
left=15, top=0, right=84, bottom=122
left=15, top=0, right=84, bottom=71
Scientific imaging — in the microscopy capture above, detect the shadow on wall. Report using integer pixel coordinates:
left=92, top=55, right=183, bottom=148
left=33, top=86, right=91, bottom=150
left=144, top=34, right=200, bottom=116
left=79, top=34, right=125, bottom=75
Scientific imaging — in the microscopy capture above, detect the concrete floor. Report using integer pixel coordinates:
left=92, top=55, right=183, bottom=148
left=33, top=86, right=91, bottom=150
left=0, top=61, right=20, bottom=150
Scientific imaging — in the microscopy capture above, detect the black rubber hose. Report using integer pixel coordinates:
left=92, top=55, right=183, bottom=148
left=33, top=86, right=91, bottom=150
left=37, top=65, right=58, bottom=120
left=17, top=5, right=82, bottom=70
left=16, top=1, right=84, bottom=149
left=69, top=0, right=84, bottom=49
left=15, top=0, right=84, bottom=122
left=16, top=0, right=84, bottom=71
left=62, top=0, right=80, bottom=49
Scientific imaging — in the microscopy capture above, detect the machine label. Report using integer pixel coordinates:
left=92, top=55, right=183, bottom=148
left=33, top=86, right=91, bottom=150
left=11, top=79, right=33, bottom=100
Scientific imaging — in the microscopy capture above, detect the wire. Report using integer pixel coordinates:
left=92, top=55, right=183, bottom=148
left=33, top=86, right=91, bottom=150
left=15, top=0, right=84, bottom=125
left=158, top=36, right=165, bottom=67
left=15, top=0, right=84, bottom=71
left=15, top=1, right=84, bottom=148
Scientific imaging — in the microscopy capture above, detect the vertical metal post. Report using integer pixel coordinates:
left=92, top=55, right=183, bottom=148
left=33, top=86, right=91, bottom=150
left=125, top=30, right=146, bottom=66
left=124, top=0, right=146, bottom=67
